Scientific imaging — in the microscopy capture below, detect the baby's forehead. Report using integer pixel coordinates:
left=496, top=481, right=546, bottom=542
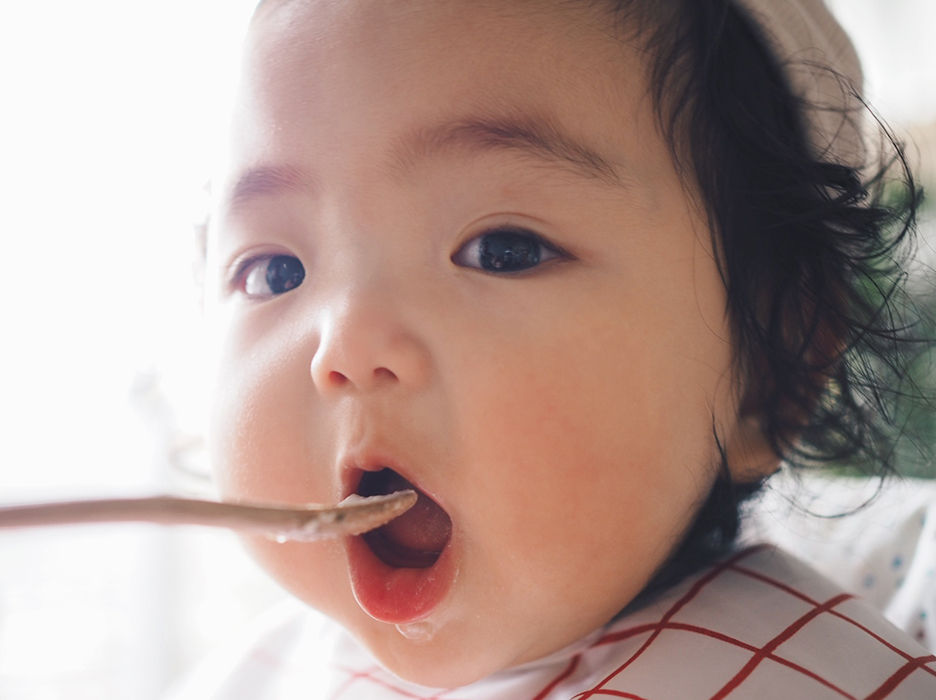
left=236, top=0, right=655, bottom=170
left=248, top=0, right=623, bottom=60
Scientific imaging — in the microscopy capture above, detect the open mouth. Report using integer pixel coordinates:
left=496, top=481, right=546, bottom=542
left=356, top=468, right=452, bottom=569
left=347, top=467, right=457, bottom=623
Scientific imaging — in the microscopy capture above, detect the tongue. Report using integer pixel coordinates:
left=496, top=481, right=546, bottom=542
left=365, top=470, right=451, bottom=555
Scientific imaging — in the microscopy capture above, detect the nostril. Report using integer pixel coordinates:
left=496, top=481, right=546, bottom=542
left=374, top=367, right=398, bottom=382
left=324, top=368, right=396, bottom=388
left=328, top=370, right=349, bottom=386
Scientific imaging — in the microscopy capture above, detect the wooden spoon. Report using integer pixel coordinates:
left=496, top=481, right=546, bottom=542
left=0, top=490, right=417, bottom=542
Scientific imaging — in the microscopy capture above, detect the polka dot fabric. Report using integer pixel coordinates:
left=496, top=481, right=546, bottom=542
left=169, top=545, right=936, bottom=700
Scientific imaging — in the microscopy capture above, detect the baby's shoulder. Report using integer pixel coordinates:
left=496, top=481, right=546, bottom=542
left=557, top=546, right=936, bottom=699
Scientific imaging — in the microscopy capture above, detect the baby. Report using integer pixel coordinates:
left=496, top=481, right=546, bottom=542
left=189, top=0, right=936, bottom=697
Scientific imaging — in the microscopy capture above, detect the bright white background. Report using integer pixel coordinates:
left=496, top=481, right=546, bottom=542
left=0, top=2, right=285, bottom=699
left=0, top=1, right=933, bottom=698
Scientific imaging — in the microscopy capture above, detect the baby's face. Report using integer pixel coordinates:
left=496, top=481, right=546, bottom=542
left=205, top=0, right=758, bottom=687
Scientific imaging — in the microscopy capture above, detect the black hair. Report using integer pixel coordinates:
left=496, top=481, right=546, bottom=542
left=598, top=0, right=928, bottom=598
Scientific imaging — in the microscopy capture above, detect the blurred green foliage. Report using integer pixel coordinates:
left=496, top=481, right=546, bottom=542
left=830, top=181, right=936, bottom=479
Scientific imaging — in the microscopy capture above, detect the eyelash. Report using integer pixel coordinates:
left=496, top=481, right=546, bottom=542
left=452, top=226, right=566, bottom=273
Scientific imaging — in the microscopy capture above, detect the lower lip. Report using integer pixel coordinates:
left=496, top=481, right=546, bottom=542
left=346, top=532, right=456, bottom=625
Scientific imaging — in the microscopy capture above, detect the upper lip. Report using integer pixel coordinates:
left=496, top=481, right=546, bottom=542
left=339, top=448, right=446, bottom=513
left=341, top=450, right=414, bottom=497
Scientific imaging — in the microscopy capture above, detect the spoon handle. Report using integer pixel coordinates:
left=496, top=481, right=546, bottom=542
left=0, top=491, right=417, bottom=541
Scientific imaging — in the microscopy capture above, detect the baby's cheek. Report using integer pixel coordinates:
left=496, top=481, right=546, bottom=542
left=244, top=536, right=356, bottom=621
left=456, top=370, right=719, bottom=602
left=209, top=352, right=330, bottom=504
left=208, top=395, right=289, bottom=502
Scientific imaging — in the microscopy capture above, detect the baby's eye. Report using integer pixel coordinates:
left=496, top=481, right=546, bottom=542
left=452, top=227, right=561, bottom=273
left=240, top=254, right=305, bottom=297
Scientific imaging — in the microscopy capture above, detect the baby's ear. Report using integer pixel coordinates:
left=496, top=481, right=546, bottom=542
left=723, top=402, right=781, bottom=483
left=724, top=309, right=845, bottom=482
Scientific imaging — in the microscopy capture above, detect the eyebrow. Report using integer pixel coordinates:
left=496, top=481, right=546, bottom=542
left=226, top=112, right=629, bottom=208
left=389, top=112, right=629, bottom=188
left=227, top=164, right=309, bottom=209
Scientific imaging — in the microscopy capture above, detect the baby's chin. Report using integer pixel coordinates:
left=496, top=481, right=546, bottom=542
left=335, top=571, right=623, bottom=690
left=339, top=604, right=548, bottom=689
left=239, top=540, right=470, bottom=686
left=244, top=536, right=571, bottom=688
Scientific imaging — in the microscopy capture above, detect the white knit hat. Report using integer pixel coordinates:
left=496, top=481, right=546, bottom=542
left=731, top=0, right=865, bottom=167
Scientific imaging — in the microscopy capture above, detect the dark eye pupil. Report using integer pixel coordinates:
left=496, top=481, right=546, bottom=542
left=266, top=255, right=305, bottom=294
left=479, top=231, right=541, bottom=272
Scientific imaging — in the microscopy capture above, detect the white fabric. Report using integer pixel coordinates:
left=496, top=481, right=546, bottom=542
left=731, top=0, right=865, bottom=166
left=169, top=546, right=936, bottom=700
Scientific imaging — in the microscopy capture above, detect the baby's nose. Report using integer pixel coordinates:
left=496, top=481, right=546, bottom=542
left=309, top=294, right=431, bottom=395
